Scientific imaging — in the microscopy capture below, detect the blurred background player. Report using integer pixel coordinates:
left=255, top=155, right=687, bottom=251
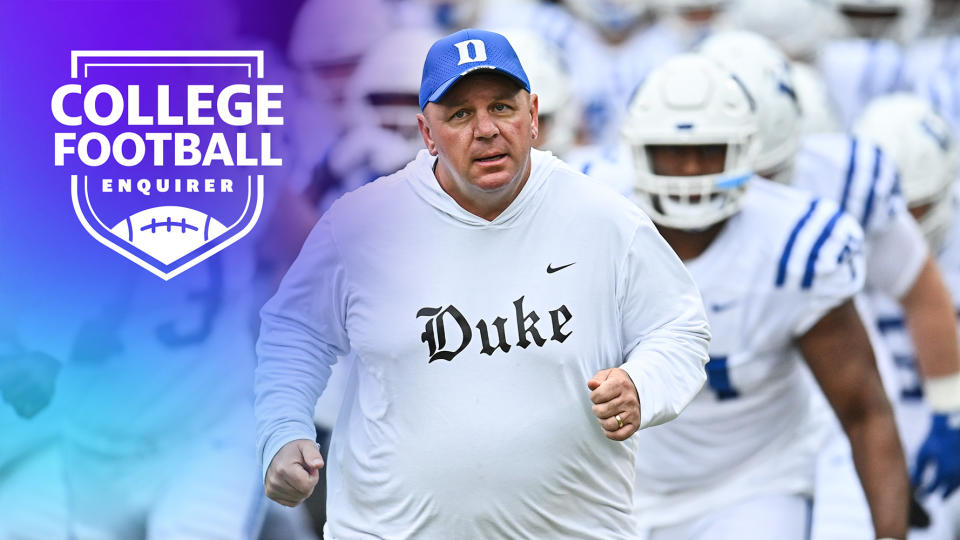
left=817, top=0, right=931, bottom=128
left=303, top=27, right=441, bottom=212
left=725, top=0, right=844, bottom=65
left=723, top=0, right=846, bottom=135
left=698, top=29, right=960, bottom=540
left=286, top=0, right=390, bottom=198
left=480, top=0, right=672, bottom=145
left=855, top=94, right=960, bottom=539
left=647, top=0, right=732, bottom=51
left=495, top=28, right=580, bottom=157
left=588, top=53, right=908, bottom=539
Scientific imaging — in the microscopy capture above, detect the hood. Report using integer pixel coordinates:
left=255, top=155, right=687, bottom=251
left=405, top=148, right=560, bottom=228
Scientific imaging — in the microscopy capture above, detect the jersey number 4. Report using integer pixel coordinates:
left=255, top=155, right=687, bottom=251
left=706, top=355, right=739, bottom=400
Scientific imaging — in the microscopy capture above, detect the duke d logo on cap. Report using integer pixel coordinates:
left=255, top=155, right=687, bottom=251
left=419, top=29, right=530, bottom=110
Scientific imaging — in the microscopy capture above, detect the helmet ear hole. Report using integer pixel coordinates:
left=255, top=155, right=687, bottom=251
left=622, top=53, right=760, bottom=231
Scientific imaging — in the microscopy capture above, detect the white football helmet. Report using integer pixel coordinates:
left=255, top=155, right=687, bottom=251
left=830, top=0, right=930, bottom=43
left=854, top=94, right=959, bottom=250
left=496, top=28, right=578, bottom=156
left=288, top=0, right=390, bottom=106
left=563, top=0, right=648, bottom=37
left=791, top=61, right=843, bottom=136
left=699, top=31, right=800, bottom=182
left=346, top=28, right=441, bottom=152
left=726, top=0, right=846, bottom=61
left=622, top=54, right=760, bottom=230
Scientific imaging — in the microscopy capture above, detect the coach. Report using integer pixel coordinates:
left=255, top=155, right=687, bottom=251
left=254, top=29, right=710, bottom=538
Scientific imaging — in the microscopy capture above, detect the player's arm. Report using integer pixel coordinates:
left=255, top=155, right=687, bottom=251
left=900, top=256, right=960, bottom=380
left=861, top=154, right=960, bottom=497
left=898, top=256, right=960, bottom=498
left=868, top=179, right=960, bottom=383
left=255, top=215, right=350, bottom=506
left=800, top=299, right=909, bottom=539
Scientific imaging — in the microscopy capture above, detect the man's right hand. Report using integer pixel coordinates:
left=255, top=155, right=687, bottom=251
left=264, top=439, right=325, bottom=507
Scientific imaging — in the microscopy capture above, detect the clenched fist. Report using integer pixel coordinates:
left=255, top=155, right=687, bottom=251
left=587, top=368, right=641, bottom=441
left=264, top=439, right=325, bottom=507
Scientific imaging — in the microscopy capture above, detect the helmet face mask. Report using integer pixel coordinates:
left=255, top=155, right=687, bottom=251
left=289, top=0, right=390, bottom=107
left=635, top=143, right=750, bottom=231
left=911, top=195, right=956, bottom=252
left=301, top=57, right=363, bottom=107
left=622, top=54, right=760, bottom=231
left=364, top=92, right=423, bottom=147
left=830, top=0, right=930, bottom=43
left=839, top=4, right=902, bottom=39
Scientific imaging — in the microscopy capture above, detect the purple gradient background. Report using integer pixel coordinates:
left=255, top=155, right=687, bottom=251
left=0, top=2, right=311, bottom=534
left=0, top=1, right=287, bottom=294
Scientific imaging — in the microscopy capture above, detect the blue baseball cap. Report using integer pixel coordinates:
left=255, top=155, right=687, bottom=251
left=419, top=29, right=531, bottom=110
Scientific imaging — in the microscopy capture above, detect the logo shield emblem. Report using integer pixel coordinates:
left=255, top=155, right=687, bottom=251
left=56, top=51, right=282, bottom=280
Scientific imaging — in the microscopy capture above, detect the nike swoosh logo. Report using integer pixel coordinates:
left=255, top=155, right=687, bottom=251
left=710, top=300, right=738, bottom=313
left=547, top=262, right=575, bottom=274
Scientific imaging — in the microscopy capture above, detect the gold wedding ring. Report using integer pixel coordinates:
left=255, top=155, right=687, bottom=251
left=616, top=414, right=624, bottom=429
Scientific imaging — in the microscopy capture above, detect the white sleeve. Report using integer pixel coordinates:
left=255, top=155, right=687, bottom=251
left=865, top=209, right=928, bottom=299
left=855, top=146, right=929, bottom=297
left=789, top=205, right=867, bottom=337
left=616, top=218, right=711, bottom=430
left=254, top=216, right=351, bottom=481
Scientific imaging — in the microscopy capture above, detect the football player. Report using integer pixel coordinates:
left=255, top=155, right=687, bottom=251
left=700, top=31, right=960, bottom=539
left=305, top=27, right=440, bottom=213
left=855, top=94, right=960, bottom=539
left=588, top=52, right=908, bottom=539
left=817, top=0, right=930, bottom=128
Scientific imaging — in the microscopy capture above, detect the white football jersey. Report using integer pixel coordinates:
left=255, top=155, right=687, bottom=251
left=578, top=152, right=865, bottom=526
left=818, top=39, right=908, bottom=129
left=634, top=179, right=865, bottom=527
left=904, top=36, right=960, bottom=92
left=794, top=132, right=928, bottom=299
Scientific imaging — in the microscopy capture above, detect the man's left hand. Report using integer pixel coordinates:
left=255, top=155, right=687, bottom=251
left=587, top=368, right=641, bottom=441
left=912, top=411, right=960, bottom=499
